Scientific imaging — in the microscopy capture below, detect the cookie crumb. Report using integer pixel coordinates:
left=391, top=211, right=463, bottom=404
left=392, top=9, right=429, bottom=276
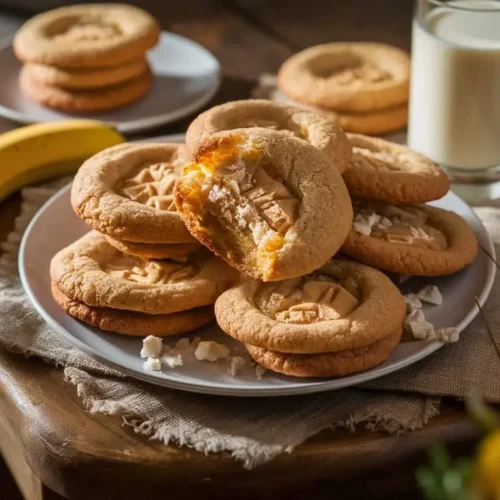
left=405, top=308, right=425, bottom=324
left=406, top=317, right=436, bottom=340
left=404, top=293, right=422, bottom=313
left=194, top=341, right=230, bottom=362
left=174, top=338, right=191, bottom=351
left=436, top=327, right=459, bottom=343
left=228, top=356, right=247, bottom=377
left=163, top=353, right=183, bottom=368
left=143, top=357, right=162, bottom=372
left=417, top=285, right=443, bottom=305
left=353, top=212, right=379, bottom=236
left=255, top=364, right=266, bottom=380
left=140, top=335, right=163, bottom=358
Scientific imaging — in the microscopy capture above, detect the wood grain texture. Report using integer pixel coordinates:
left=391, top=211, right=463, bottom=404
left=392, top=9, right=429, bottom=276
left=0, top=345, right=480, bottom=500
left=232, top=0, right=413, bottom=51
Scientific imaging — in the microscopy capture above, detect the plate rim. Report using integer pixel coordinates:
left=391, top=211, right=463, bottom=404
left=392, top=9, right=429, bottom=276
left=0, top=33, right=221, bottom=135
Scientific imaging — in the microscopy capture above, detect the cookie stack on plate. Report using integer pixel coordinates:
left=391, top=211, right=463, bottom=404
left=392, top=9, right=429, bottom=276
left=275, top=42, right=410, bottom=135
left=71, top=143, right=201, bottom=263
left=50, top=99, right=479, bottom=379
left=13, top=3, right=160, bottom=112
left=177, top=99, right=478, bottom=377
left=50, top=142, right=239, bottom=337
left=339, top=133, right=478, bottom=277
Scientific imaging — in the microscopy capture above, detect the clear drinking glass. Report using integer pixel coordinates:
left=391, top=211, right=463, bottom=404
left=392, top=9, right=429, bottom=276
left=408, top=0, right=500, bottom=184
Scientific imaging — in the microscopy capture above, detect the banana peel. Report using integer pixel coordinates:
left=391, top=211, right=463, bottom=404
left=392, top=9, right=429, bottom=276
left=0, top=120, right=125, bottom=202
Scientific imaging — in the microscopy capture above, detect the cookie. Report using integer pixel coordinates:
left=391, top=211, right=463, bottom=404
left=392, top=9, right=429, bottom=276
left=342, top=199, right=478, bottom=276
left=105, top=236, right=200, bottom=262
left=246, top=327, right=401, bottom=378
left=19, top=66, right=152, bottom=112
left=50, top=231, right=239, bottom=315
left=273, top=89, right=407, bottom=135
left=343, top=134, right=450, bottom=204
left=185, top=99, right=352, bottom=173
left=23, top=58, right=149, bottom=90
left=14, top=4, right=160, bottom=68
left=175, top=128, right=353, bottom=281
left=51, top=282, right=214, bottom=337
left=72, top=143, right=196, bottom=244
left=215, top=259, right=405, bottom=354
left=337, top=105, right=407, bottom=135
left=277, top=43, right=410, bottom=112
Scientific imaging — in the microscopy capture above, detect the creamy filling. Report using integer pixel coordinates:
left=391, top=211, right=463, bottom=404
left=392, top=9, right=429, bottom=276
left=254, top=273, right=361, bottom=324
left=103, top=257, right=197, bottom=284
left=117, top=162, right=180, bottom=211
left=352, top=202, right=447, bottom=250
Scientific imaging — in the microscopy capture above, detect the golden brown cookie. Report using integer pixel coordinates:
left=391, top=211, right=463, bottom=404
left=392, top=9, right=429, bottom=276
left=51, top=282, right=214, bottom=337
left=72, top=143, right=196, bottom=244
left=175, top=128, right=353, bottom=281
left=104, top=235, right=200, bottom=262
left=14, top=4, right=160, bottom=68
left=23, top=58, right=149, bottom=90
left=50, top=231, right=239, bottom=315
left=246, top=326, right=401, bottom=378
left=273, top=90, right=407, bottom=135
left=343, top=134, right=450, bottom=204
left=277, top=43, right=410, bottom=112
left=185, top=99, right=352, bottom=173
left=215, top=259, right=405, bottom=354
left=19, top=66, right=153, bottom=112
left=342, top=199, right=478, bottom=276
left=337, top=105, right=408, bottom=135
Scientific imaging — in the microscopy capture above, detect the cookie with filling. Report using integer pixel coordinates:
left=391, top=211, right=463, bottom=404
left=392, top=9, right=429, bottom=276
left=175, top=128, right=353, bottom=281
left=246, top=326, right=401, bottom=378
left=52, top=282, right=214, bottom=336
left=215, top=259, right=405, bottom=354
left=342, top=199, right=478, bottom=276
left=186, top=99, right=351, bottom=173
left=277, top=42, right=410, bottom=112
left=72, top=143, right=195, bottom=244
left=50, top=231, right=239, bottom=315
left=14, top=4, right=159, bottom=67
left=343, top=134, right=450, bottom=204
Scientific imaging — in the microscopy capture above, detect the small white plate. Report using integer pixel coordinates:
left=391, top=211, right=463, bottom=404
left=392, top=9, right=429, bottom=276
left=0, top=32, right=221, bottom=134
left=19, top=181, right=496, bottom=396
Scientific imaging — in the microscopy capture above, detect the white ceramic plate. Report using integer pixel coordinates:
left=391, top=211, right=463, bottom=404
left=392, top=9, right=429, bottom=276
left=0, top=32, right=221, bottom=134
left=19, top=181, right=496, bottom=396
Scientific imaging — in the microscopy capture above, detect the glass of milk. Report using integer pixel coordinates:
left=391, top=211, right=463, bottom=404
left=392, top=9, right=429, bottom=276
left=408, top=0, right=500, bottom=181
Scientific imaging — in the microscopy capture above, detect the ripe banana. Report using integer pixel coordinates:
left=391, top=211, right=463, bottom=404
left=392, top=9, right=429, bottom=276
left=0, top=120, right=124, bottom=202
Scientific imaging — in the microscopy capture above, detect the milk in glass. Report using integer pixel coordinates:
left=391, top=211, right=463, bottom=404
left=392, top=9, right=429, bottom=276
left=408, top=0, right=500, bottom=170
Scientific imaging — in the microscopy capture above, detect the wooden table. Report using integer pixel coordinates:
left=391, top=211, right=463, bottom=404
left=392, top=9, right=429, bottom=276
left=0, top=2, right=482, bottom=498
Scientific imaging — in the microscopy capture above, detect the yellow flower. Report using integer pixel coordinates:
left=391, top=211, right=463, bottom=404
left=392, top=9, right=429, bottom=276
left=476, top=430, right=500, bottom=499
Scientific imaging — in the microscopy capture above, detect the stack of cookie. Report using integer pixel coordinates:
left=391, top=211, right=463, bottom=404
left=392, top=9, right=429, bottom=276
left=275, top=42, right=410, bottom=135
left=71, top=143, right=201, bottom=262
left=50, top=142, right=239, bottom=337
left=14, top=4, right=160, bottom=112
left=175, top=99, right=477, bottom=377
left=175, top=104, right=405, bottom=378
left=50, top=98, right=479, bottom=379
left=339, top=134, right=478, bottom=277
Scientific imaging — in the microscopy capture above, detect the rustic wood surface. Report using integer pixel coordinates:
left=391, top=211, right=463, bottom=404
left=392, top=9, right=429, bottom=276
left=0, top=1, right=481, bottom=499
